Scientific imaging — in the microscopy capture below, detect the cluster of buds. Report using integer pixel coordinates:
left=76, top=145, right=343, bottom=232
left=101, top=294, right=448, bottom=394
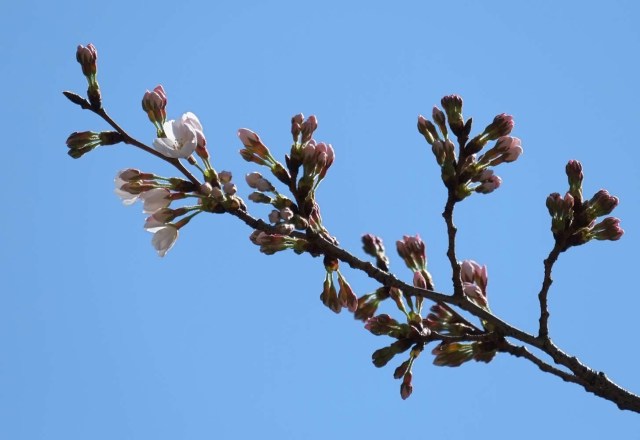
left=418, top=95, right=522, bottom=199
left=396, top=235, right=435, bottom=313
left=319, top=257, right=358, bottom=313
left=460, top=260, right=489, bottom=310
left=424, top=303, right=477, bottom=336
left=114, top=169, right=204, bottom=256
left=432, top=340, right=497, bottom=367
left=66, top=130, right=123, bottom=158
left=366, top=311, right=428, bottom=399
left=249, top=230, right=307, bottom=255
left=362, top=233, right=390, bottom=271
left=238, top=129, right=290, bottom=185
left=546, top=160, right=623, bottom=250
left=241, top=114, right=335, bottom=238
left=76, top=44, right=101, bottom=108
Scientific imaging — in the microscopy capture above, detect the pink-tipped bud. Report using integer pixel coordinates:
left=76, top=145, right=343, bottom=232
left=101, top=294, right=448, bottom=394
left=592, top=217, right=624, bottom=241
left=76, top=43, right=98, bottom=78
left=483, top=114, right=514, bottom=140
left=291, top=113, right=304, bottom=141
left=141, top=85, right=168, bottom=128
left=588, top=189, right=619, bottom=218
left=301, top=115, right=318, bottom=143
left=475, top=174, right=502, bottom=194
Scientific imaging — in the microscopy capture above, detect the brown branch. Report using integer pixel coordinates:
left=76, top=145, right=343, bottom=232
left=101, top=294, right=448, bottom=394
left=443, top=193, right=464, bottom=297
left=537, top=242, right=563, bottom=340
left=230, top=209, right=640, bottom=412
left=500, top=341, right=583, bottom=385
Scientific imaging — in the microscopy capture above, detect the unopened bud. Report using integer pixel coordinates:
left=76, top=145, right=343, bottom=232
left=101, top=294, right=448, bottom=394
left=76, top=43, right=98, bottom=79
left=482, top=114, right=514, bottom=140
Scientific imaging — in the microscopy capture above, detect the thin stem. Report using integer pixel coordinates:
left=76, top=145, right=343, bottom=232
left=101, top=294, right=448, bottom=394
left=443, top=192, right=463, bottom=297
left=500, top=341, right=582, bottom=386
left=537, top=242, right=563, bottom=340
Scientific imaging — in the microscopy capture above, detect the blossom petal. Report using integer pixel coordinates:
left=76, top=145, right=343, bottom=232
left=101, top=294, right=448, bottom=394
left=151, top=225, right=178, bottom=257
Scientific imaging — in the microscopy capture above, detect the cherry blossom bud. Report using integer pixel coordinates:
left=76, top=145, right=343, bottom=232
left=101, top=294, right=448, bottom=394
left=441, top=95, right=464, bottom=136
left=396, top=235, right=427, bottom=271
left=268, top=210, right=281, bottom=223
left=273, top=222, right=295, bottom=235
left=432, top=342, right=475, bottom=367
left=417, top=115, right=435, bottom=144
left=354, top=292, right=382, bottom=321
left=431, top=140, right=446, bottom=165
left=482, top=113, right=514, bottom=140
left=218, top=171, right=233, bottom=184
left=291, top=113, right=304, bottom=141
left=432, top=106, right=447, bottom=135
left=66, top=131, right=123, bottom=158
left=591, top=217, right=624, bottom=241
left=565, top=160, right=583, bottom=201
left=223, top=182, right=237, bottom=196
left=400, top=372, right=413, bottom=400
left=248, top=192, right=272, bottom=204
left=301, top=115, right=318, bottom=143
left=337, top=272, right=358, bottom=312
left=475, top=174, right=502, bottom=194
left=588, top=189, right=619, bottom=218
left=141, top=85, right=167, bottom=130
left=320, top=274, right=341, bottom=313
left=413, top=271, right=427, bottom=289
left=199, top=182, right=213, bottom=195
left=76, top=44, right=97, bottom=79
left=371, top=339, right=413, bottom=368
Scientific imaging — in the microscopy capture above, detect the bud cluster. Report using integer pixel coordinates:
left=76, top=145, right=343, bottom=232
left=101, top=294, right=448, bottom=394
left=66, top=131, right=123, bottom=158
left=319, top=258, right=358, bottom=313
left=240, top=114, right=335, bottom=237
left=432, top=340, right=497, bottom=367
left=362, top=234, right=390, bottom=271
left=460, top=260, right=489, bottom=309
left=546, top=161, right=623, bottom=249
left=249, top=229, right=308, bottom=255
left=417, top=95, right=522, bottom=199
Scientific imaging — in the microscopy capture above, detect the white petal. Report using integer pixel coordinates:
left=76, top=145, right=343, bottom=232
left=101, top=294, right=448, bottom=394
left=182, top=112, right=203, bottom=132
left=151, top=226, right=178, bottom=257
left=153, top=137, right=181, bottom=158
left=141, top=188, right=171, bottom=213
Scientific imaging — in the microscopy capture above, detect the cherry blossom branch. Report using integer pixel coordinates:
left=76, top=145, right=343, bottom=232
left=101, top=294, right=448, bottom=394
left=66, top=45, right=637, bottom=412
left=230, top=208, right=640, bottom=411
left=63, top=91, right=201, bottom=187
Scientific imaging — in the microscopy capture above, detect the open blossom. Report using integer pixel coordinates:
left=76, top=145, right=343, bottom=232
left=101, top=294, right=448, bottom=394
left=140, top=188, right=171, bottom=213
left=153, top=112, right=204, bottom=158
left=150, top=225, right=179, bottom=257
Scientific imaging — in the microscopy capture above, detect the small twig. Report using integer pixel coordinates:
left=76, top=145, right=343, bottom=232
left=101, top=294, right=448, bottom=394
left=64, top=91, right=202, bottom=187
left=500, top=341, right=582, bottom=385
left=537, top=242, right=563, bottom=340
left=443, top=193, right=464, bottom=297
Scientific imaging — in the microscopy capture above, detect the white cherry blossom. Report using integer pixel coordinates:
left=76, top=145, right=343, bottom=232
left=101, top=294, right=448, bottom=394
left=153, top=112, right=204, bottom=158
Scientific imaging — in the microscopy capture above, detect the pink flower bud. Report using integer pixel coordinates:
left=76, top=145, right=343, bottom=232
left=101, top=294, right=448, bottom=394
left=218, top=171, right=233, bottom=184
left=76, top=43, right=98, bottom=77
left=301, top=115, right=318, bottom=143
left=483, top=114, right=514, bottom=140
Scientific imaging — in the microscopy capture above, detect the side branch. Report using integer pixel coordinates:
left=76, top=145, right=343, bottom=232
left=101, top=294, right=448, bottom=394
left=537, top=243, right=562, bottom=339
left=443, top=193, right=463, bottom=297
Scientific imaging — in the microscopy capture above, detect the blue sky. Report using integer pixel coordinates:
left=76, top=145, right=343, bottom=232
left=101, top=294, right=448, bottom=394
left=2, top=0, right=639, bottom=438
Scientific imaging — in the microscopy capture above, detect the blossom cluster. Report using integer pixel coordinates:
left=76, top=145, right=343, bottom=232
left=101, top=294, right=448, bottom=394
left=546, top=160, right=623, bottom=249
left=417, top=95, right=523, bottom=199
